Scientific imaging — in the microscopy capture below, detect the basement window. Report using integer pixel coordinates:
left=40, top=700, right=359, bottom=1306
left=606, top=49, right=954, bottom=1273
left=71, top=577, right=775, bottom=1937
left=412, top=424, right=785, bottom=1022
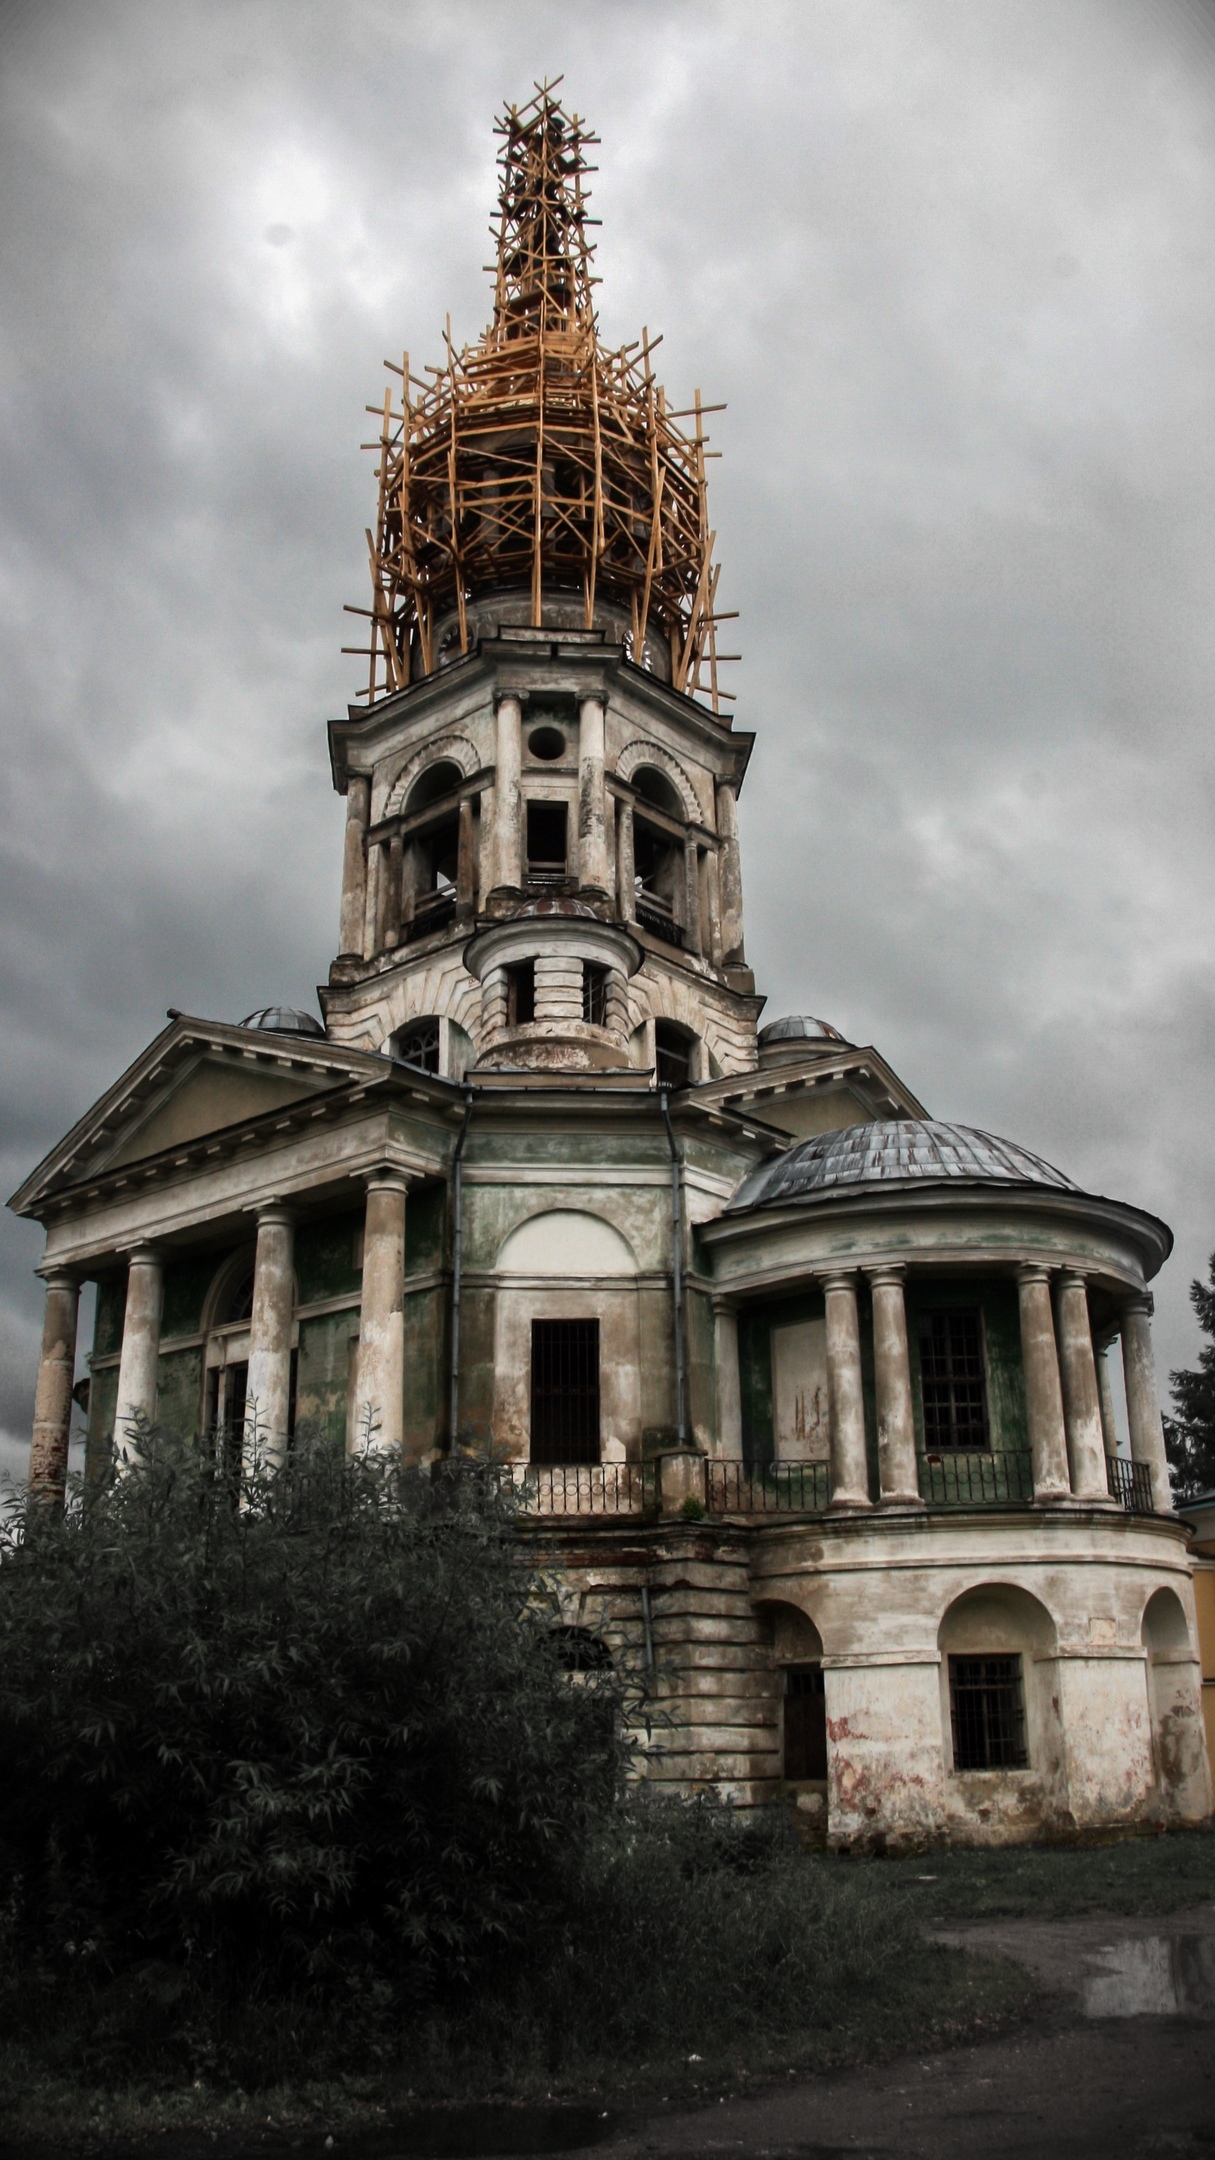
left=582, top=962, right=608, bottom=1027
left=918, top=1308, right=989, bottom=1451
left=530, top=1318, right=600, bottom=1465
left=506, top=960, right=535, bottom=1026
left=526, top=799, right=568, bottom=884
left=949, top=1654, right=1028, bottom=1771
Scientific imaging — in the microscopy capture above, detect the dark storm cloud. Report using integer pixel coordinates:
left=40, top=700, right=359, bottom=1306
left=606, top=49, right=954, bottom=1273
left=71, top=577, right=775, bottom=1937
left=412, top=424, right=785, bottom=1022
left=2, top=0, right=1213, bottom=1479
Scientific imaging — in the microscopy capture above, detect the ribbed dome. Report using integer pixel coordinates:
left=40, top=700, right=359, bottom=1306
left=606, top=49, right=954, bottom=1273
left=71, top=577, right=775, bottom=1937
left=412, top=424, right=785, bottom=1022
left=730, top=1119, right=1078, bottom=1212
left=758, top=1014, right=848, bottom=1046
left=240, top=1006, right=327, bottom=1039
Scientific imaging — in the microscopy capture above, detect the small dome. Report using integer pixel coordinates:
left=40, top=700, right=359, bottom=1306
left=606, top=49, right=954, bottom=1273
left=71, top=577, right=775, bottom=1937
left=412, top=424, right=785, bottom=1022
left=730, top=1118, right=1077, bottom=1213
left=240, top=1006, right=327, bottom=1039
left=758, top=1015, right=849, bottom=1047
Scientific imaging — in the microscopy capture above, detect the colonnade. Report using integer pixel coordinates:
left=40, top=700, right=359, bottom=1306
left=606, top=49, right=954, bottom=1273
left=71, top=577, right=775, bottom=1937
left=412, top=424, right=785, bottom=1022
left=31, top=1171, right=415, bottom=1502
left=713, top=1262, right=1173, bottom=1514
left=335, top=688, right=747, bottom=975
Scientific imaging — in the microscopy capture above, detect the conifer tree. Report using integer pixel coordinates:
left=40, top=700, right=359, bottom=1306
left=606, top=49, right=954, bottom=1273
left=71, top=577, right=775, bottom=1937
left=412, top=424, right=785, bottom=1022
left=1165, top=1251, right=1215, bottom=1500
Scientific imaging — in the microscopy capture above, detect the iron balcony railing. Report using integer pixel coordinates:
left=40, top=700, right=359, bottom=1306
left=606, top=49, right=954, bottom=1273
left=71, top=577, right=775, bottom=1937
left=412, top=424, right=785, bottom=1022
left=1106, top=1454, right=1155, bottom=1513
left=706, top=1459, right=831, bottom=1514
left=491, top=1461, right=654, bottom=1516
left=405, top=888, right=457, bottom=942
left=634, top=893, right=684, bottom=948
left=916, top=1450, right=1036, bottom=1507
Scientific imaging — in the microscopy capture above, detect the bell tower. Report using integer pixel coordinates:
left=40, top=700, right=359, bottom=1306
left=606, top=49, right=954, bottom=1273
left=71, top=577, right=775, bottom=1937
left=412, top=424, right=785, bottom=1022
left=322, top=83, right=761, bottom=1084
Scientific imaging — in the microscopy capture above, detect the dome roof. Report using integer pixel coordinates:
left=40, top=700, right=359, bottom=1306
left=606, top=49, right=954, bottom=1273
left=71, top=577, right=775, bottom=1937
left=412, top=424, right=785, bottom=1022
left=240, top=1006, right=327, bottom=1040
left=730, top=1119, right=1078, bottom=1213
left=758, top=1014, right=848, bottom=1046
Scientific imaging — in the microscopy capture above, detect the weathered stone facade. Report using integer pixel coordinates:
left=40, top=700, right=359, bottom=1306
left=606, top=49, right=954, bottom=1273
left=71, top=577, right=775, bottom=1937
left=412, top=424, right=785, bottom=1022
left=11, top=88, right=1210, bottom=1850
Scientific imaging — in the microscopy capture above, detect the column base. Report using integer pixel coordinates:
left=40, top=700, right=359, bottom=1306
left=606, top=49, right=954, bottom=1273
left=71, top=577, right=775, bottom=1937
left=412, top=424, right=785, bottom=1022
left=1031, top=1485, right=1074, bottom=1507
left=827, top=1493, right=873, bottom=1514
left=877, top=1491, right=926, bottom=1511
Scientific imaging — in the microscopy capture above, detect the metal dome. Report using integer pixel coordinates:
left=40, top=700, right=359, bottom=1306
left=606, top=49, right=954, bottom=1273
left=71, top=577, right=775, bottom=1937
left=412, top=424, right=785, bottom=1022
left=239, top=1006, right=327, bottom=1040
left=730, top=1119, right=1078, bottom=1213
left=758, top=1015, right=848, bottom=1046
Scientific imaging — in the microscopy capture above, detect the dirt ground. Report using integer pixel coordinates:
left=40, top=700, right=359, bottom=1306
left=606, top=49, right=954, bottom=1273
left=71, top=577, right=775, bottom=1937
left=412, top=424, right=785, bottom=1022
left=600, top=1904, right=1215, bottom=2160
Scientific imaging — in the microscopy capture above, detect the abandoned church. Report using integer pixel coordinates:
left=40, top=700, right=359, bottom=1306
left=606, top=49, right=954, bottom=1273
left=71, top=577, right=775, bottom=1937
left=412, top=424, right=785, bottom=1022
left=13, top=86, right=1210, bottom=1848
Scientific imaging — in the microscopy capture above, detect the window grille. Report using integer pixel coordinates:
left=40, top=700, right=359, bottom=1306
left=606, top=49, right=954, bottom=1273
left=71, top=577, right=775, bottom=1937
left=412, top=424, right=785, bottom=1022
left=949, top=1654, right=1028, bottom=1770
left=918, top=1308, right=989, bottom=1450
left=395, top=1018, right=440, bottom=1073
left=582, top=962, right=608, bottom=1026
left=530, top=1318, right=600, bottom=1465
left=506, top=961, right=536, bottom=1026
left=655, top=1021, right=693, bottom=1089
left=783, top=1664, right=828, bottom=1780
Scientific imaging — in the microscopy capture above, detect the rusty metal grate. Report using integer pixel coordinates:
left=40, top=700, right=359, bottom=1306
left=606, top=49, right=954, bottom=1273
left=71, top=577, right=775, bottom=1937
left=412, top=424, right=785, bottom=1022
left=1106, top=1454, right=1155, bottom=1513
left=530, top=1318, right=600, bottom=1466
left=918, top=1308, right=989, bottom=1450
left=707, top=1460, right=831, bottom=1513
left=917, top=1449, right=1034, bottom=1506
left=949, top=1653, right=1028, bottom=1770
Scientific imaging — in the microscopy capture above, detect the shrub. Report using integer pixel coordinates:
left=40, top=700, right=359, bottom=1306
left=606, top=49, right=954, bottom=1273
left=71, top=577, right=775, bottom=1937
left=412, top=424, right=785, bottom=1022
left=0, top=1429, right=625, bottom=2076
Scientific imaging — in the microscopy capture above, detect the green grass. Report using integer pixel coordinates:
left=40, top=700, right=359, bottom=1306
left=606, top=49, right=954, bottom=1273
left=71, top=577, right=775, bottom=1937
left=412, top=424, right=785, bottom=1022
left=827, top=1823, right=1215, bottom=1921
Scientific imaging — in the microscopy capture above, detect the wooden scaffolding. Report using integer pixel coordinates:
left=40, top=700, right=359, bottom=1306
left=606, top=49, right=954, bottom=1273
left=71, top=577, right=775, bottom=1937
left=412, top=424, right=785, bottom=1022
left=345, top=81, right=738, bottom=712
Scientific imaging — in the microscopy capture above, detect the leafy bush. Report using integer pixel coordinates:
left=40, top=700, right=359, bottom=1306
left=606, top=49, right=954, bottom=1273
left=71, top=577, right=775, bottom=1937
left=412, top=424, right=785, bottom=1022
left=0, top=1429, right=625, bottom=2077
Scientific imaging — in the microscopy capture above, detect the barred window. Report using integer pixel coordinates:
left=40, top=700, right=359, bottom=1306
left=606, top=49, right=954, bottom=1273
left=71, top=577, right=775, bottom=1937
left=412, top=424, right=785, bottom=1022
left=583, top=962, right=608, bottom=1027
left=530, top=1318, right=600, bottom=1465
left=949, top=1654, right=1028, bottom=1770
left=918, top=1307, right=988, bottom=1450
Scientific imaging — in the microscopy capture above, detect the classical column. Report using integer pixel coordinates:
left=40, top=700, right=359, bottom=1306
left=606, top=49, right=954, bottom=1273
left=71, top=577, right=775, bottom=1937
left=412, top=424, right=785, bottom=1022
left=577, top=693, right=609, bottom=894
left=712, top=1298, right=742, bottom=1456
left=715, top=779, right=744, bottom=963
left=338, top=774, right=370, bottom=959
left=1055, top=1270, right=1111, bottom=1501
left=456, top=795, right=477, bottom=920
left=616, top=798, right=636, bottom=922
left=1015, top=1264, right=1070, bottom=1502
left=1095, top=1330, right=1122, bottom=1455
left=683, top=835, right=702, bottom=957
left=355, top=1173, right=408, bottom=1452
left=823, top=1271, right=871, bottom=1510
left=29, top=1270, right=80, bottom=1503
left=493, top=694, right=522, bottom=890
left=705, top=848, right=723, bottom=969
left=245, top=1205, right=295, bottom=1468
left=384, top=833, right=403, bottom=951
left=362, top=839, right=382, bottom=960
left=115, top=1245, right=164, bottom=1454
left=1122, top=1293, right=1172, bottom=1513
left=867, top=1264, right=922, bottom=1506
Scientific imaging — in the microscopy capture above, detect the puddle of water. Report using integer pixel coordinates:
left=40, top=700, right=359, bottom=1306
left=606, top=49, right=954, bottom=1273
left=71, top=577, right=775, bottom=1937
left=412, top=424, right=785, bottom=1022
left=1082, top=1935, right=1215, bottom=2018
left=278, top=2103, right=618, bottom=2160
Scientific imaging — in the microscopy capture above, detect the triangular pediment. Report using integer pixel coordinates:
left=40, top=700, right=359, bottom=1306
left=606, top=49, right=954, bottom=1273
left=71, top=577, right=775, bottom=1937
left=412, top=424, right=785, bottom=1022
left=9, top=1015, right=386, bottom=1216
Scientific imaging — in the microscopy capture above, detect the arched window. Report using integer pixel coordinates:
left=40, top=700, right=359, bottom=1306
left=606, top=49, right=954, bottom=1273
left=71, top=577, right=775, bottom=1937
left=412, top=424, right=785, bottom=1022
left=391, top=1017, right=441, bottom=1074
left=406, top=760, right=462, bottom=814
left=655, top=1020, right=695, bottom=1089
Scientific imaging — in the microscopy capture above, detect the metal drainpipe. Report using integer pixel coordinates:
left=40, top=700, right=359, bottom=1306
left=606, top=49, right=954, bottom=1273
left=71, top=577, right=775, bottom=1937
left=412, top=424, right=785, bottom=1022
left=659, top=1087, right=688, bottom=1446
left=448, top=1086, right=475, bottom=1449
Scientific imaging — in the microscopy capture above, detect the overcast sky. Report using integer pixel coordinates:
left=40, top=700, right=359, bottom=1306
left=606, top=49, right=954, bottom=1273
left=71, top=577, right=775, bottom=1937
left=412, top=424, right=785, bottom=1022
left=2, top=0, right=1214, bottom=1482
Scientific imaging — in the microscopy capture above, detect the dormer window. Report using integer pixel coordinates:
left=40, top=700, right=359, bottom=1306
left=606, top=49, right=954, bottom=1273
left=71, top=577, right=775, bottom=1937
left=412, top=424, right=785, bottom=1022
left=391, top=1018, right=440, bottom=1074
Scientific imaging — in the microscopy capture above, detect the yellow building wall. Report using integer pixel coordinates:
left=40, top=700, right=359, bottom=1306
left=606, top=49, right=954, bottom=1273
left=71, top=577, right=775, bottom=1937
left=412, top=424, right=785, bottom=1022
left=1192, top=1557, right=1215, bottom=1784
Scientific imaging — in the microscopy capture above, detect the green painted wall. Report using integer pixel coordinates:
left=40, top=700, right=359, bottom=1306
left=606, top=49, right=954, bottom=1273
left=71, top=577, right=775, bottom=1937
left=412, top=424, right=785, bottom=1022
left=905, top=1277, right=1028, bottom=1454
left=160, top=1255, right=218, bottom=1340
left=295, top=1309, right=355, bottom=1456
left=296, top=1214, right=362, bottom=1304
left=157, top=1345, right=204, bottom=1439
left=93, top=1275, right=126, bottom=1358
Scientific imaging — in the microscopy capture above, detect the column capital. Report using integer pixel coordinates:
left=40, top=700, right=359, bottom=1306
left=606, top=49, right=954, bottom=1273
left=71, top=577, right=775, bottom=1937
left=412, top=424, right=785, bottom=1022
left=820, top=1268, right=858, bottom=1295
left=254, top=1200, right=295, bottom=1228
left=1056, top=1265, right=1090, bottom=1290
left=710, top=1292, right=739, bottom=1317
left=1015, top=1260, right=1053, bottom=1287
left=1123, top=1289, right=1154, bottom=1318
left=364, top=1167, right=411, bottom=1196
left=36, top=1265, right=81, bottom=1291
left=119, top=1242, right=164, bottom=1266
left=865, top=1261, right=907, bottom=1289
left=493, top=688, right=523, bottom=712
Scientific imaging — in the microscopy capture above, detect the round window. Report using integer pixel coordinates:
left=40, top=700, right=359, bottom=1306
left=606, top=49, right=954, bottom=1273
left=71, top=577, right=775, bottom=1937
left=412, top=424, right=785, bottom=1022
left=528, top=725, right=566, bottom=761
